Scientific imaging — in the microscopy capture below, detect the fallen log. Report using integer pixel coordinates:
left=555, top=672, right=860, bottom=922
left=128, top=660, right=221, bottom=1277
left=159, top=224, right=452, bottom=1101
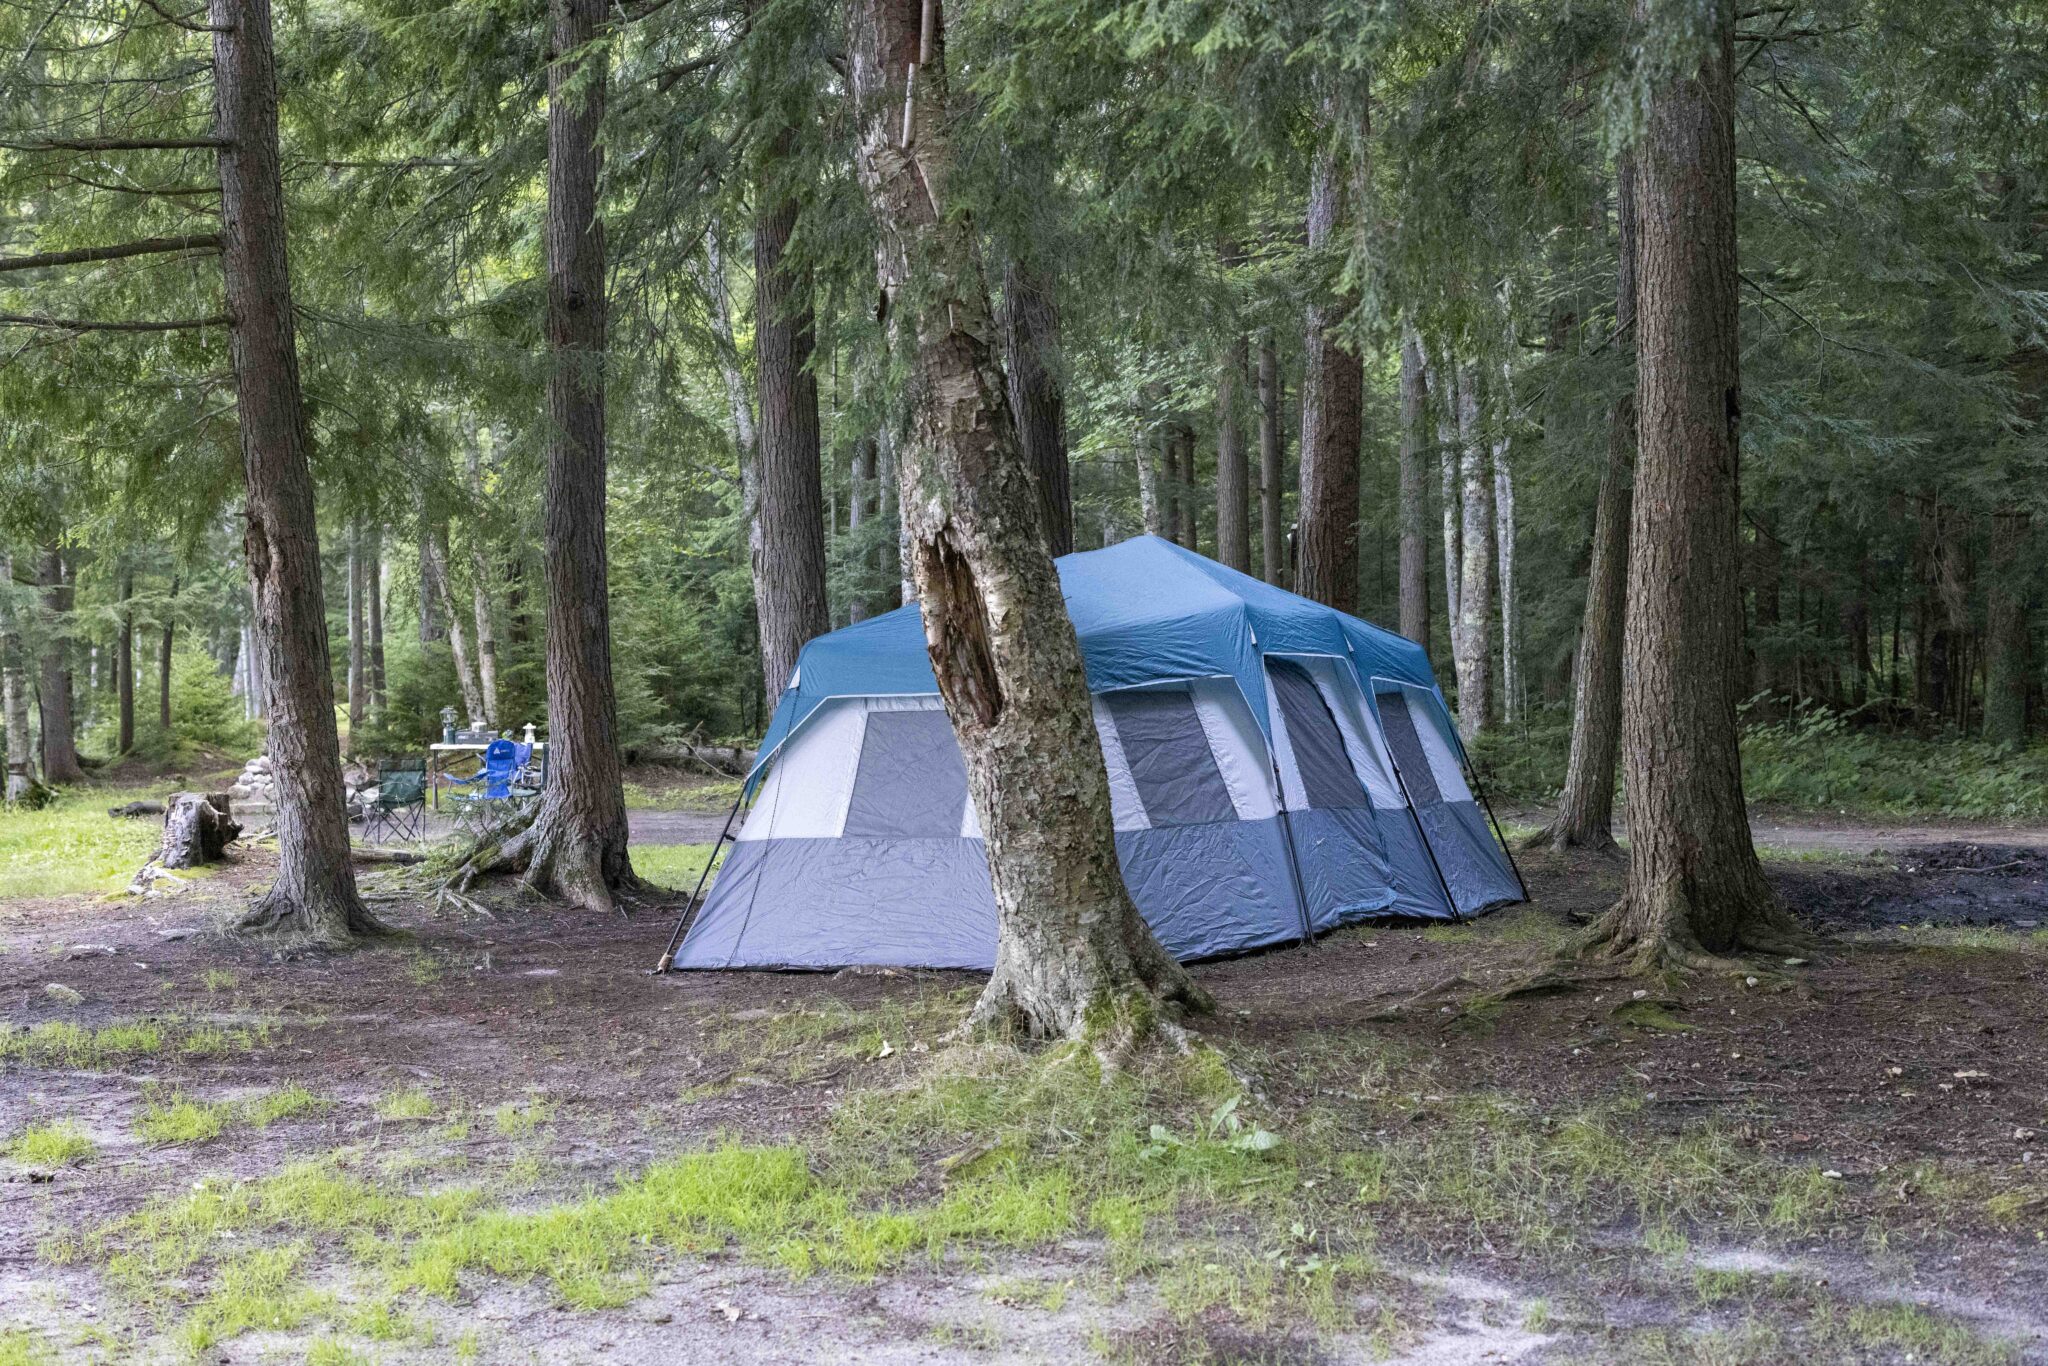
left=108, top=800, right=167, bottom=819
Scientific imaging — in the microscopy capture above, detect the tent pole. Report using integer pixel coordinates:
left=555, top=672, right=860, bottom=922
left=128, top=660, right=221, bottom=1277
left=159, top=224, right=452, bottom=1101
left=1380, top=735, right=1464, bottom=924
left=1264, top=755, right=1318, bottom=947
left=652, top=788, right=747, bottom=974
left=1440, top=724, right=1531, bottom=906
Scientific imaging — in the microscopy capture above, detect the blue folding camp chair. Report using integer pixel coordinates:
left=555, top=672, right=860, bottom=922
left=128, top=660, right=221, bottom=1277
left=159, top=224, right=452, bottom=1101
left=448, top=738, right=539, bottom=834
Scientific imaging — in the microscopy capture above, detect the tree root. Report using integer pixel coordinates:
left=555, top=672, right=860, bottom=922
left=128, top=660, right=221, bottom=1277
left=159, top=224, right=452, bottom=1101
left=1519, top=819, right=1623, bottom=859
left=235, top=885, right=392, bottom=947
left=1572, top=888, right=1817, bottom=979
left=435, top=801, right=665, bottom=919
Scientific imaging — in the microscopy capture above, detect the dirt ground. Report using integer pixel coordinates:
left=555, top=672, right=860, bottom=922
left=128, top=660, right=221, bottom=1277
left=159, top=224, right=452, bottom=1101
left=3, top=796, right=2046, bottom=1364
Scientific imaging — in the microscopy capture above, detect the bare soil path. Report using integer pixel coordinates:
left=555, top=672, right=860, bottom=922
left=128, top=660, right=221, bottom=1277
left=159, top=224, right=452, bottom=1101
left=3, top=813, right=2045, bottom=1363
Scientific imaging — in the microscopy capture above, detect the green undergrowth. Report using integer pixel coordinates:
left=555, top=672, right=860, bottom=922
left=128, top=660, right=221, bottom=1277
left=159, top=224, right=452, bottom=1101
left=1470, top=707, right=2048, bottom=822
left=0, top=787, right=168, bottom=899
left=1, top=1016, right=280, bottom=1070
left=622, top=777, right=742, bottom=812
left=137, top=1084, right=330, bottom=1146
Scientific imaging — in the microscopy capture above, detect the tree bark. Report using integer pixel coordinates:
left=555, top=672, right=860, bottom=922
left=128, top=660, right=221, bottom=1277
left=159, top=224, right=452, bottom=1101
left=1175, top=422, right=1200, bottom=551
left=1257, top=334, right=1285, bottom=585
left=423, top=526, right=485, bottom=726
left=1215, top=336, right=1251, bottom=572
left=1984, top=509, right=2030, bottom=745
left=753, top=158, right=831, bottom=713
left=1534, top=156, right=1637, bottom=855
left=1454, top=365, right=1493, bottom=739
left=117, top=566, right=136, bottom=753
left=1296, top=130, right=1363, bottom=612
left=848, top=0, right=1207, bottom=1040
left=1493, top=382, right=1520, bottom=723
left=1581, top=0, right=1800, bottom=969
left=1429, top=353, right=1463, bottom=654
left=366, top=524, right=386, bottom=711
left=347, top=521, right=367, bottom=748
left=36, top=546, right=86, bottom=785
left=467, top=0, right=638, bottom=914
left=1397, top=323, right=1429, bottom=648
left=1136, top=399, right=1164, bottom=539
left=212, top=0, right=377, bottom=941
left=2, top=553, right=37, bottom=801
left=157, top=575, right=176, bottom=732
left=463, top=440, right=501, bottom=727
left=1001, top=259, right=1073, bottom=557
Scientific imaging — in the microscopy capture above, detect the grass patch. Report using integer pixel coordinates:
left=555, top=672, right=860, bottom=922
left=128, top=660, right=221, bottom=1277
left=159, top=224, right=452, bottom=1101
left=491, top=1097, right=552, bottom=1138
left=632, top=842, right=723, bottom=892
left=137, top=1092, right=233, bottom=1145
left=0, top=1018, right=166, bottom=1068
left=623, top=777, right=742, bottom=812
left=375, top=1087, right=437, bottom=1121
left=0, top=787, right=167, bottom=899
left=6, top=1120, right=95, bottom=1167
left=0, top=1328, right=54, bottom=1366
left=246, top=1083, right=331, bottom=1128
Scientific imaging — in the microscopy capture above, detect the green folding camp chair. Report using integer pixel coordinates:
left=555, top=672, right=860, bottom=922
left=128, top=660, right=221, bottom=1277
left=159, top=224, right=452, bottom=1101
left=363, top=759, right=428, bottom=844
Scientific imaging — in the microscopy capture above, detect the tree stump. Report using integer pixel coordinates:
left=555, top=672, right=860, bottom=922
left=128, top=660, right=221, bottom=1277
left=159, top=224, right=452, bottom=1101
left=157, top=792, right=241, bottom=869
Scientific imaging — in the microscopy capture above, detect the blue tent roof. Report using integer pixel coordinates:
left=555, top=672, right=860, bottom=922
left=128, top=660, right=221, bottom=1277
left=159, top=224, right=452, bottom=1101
left=750, top=535, right=1439, bottom=782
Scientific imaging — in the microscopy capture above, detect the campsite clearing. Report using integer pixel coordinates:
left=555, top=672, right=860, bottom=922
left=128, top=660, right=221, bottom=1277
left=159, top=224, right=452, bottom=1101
left=2, top=803, right=2044, bottom=1363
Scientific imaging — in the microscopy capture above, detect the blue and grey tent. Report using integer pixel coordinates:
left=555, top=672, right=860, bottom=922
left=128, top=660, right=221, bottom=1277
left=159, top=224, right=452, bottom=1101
left=666, top=536, right=1523, bottom=971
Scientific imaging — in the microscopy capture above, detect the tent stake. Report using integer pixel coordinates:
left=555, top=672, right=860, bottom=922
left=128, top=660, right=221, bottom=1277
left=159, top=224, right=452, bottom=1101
left=651, top=788, right=746, bottom=974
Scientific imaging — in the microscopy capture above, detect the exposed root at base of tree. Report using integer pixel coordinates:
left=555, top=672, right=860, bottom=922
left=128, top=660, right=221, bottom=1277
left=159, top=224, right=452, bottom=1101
left=1519, top=820, right=1623, bottom=859
left=1573, top=885, right=1817, bottom=978
left=436, top=802, right=661, bottom=918
left=963, top=917, right=1215, bottom=1065
left=234, top=887, right=392, bottom=946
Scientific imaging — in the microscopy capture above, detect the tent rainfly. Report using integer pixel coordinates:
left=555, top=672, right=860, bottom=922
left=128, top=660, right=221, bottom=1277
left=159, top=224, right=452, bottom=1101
left=663, top=536, right=1524, bottom=971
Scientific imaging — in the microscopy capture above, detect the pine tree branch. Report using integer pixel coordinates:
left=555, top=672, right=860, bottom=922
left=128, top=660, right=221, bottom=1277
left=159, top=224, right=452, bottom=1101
left=0, top=136, right=229, bottom=152
left=134, top=0, right=233, bottom=31
left=0, top=234, right=222, bottom=273
left=0, top=313, right=230, bottom=332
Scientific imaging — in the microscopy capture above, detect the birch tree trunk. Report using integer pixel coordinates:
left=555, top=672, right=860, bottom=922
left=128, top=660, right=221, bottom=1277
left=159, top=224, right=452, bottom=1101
left=423, top=527, right=485, bottom=726
left=1454, top=365, right=1494, bottom=739
left=753, top=160, right=830, bottom=711
left=1493, top=410, right=1519, bottom=723
left=347, top=521, right=367, bottom=749
left=1257, top=335, right=1285, bottom=586
left=1396, top=323, right=1430, bottom=648
left=1215, top=337, right=1251, bottom=572
left=366, top=525, right=386, bottom=711
left=1135, top=397, right=1163, bottom=538
left=848, top=0, right=1207, bottom=1039
left=470, top=0, right=639, bottom=913
left=1535, top=155, right=1636, bottom=854
left=1431, top=355, right=1463, bottom=653
left=1581, top=0, right=1802, bottom=969
left=1001, top=259, right=1073, bottom=557
left=463, top=441, right=501, bottom=727
left=212, top=0, right=376, bottom=940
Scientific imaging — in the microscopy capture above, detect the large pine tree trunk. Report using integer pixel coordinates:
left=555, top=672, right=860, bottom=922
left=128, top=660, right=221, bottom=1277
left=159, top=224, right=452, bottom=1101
left=1214, top=337, right=1251, bottom=572
left=212, top=0, right=376, bottom=941
left=753, top=165, right=830, bottom=712
left=1257, top=335, right=1285, bottom=586
left=1537, top=157, right=1637, bottom=854
left=1296, top=131, right=1363, bottom=612
left=1583, top=0, right=1800, bottom=969
left=2, top=553, right=36, bottom=802
left=1454, top=365, right=1494, bottom=739
left=116, top=567, right=135, bottom=753
left=1001, top=260, right=1073, bottom=557
left=37, top=547, right=86, bottom=784
left=465, top=0, right=637, bottom=914
left=1984, top=509, right=2031, bottom=746
left=848, top=0, right=1207, bottom=1039
left=1396, top=323, right=1429, bottom=648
